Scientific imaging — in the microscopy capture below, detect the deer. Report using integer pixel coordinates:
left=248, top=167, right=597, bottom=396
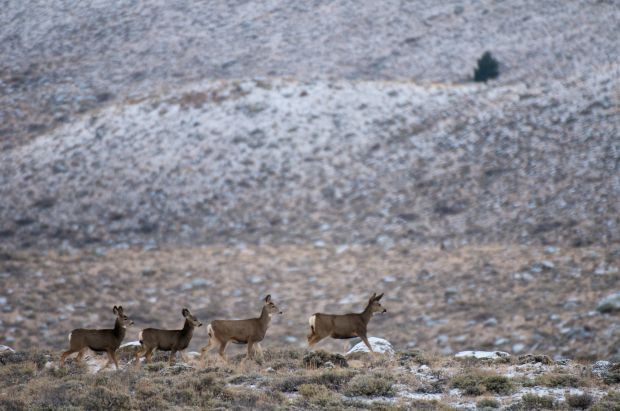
left=307, top=292, right=387, bottom=354
left=60, top=305, right=133, bottom=370
left=200, top=294, right=282, bottom=362
left=135, top=308, right=203, bottom=366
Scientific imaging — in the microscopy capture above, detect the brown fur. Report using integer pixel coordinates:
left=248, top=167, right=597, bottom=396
left=307, top=293, right=386, bottom=353
left=135, top=308, right=202, bottom=365
left=60, top=305, right=133, bottom=369
left=200, top=295, right=282, bottom=361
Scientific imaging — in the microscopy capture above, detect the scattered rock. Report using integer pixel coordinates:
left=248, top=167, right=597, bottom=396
left=596, top=292, right=620, bottom=313
left=346, top=337, right=395, bottom=358
left=0, top=345, right=15, bottom=352
left=455, top=351, right=511, bottom=362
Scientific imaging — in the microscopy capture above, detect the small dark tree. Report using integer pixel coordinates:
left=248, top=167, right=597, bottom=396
left=474, top=51, right=499, bottom=82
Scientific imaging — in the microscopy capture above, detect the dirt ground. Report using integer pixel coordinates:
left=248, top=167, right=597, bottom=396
left=1, top=243, right=618, bottom=360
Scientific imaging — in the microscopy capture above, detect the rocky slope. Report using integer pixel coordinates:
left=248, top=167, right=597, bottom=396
left=1, top=72, right=618, bottom=249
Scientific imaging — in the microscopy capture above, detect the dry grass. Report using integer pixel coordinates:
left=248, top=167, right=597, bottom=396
left=0, top=348, right=618, bottom=410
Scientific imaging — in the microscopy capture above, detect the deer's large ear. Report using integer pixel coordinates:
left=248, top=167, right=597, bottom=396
left=265, top=294, right=272, bottom=303
left=375, top=293, right=384, bottom=301
left=182, top=308, right=189, bottom=317
left=113, top=306, right=118, bottom=314
left=118, top=306, right=123, bottom=313
left=369, top=293, right=376, bottom=301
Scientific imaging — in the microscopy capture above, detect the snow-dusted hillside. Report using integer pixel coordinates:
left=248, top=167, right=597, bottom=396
left=1, top=73, right=618, bottom=249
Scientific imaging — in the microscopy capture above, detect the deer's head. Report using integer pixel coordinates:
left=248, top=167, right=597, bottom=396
left=368, top=293, right=387, bottom=314
left=264, top=294, right=283, bottom=315
left=182, top=308, right=203, bottom=327
left=113, top=305, right=134, bottom=327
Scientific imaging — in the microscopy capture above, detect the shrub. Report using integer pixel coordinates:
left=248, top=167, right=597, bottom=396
left=81, top=386, right=132, bottom=410
left=344, top=373, right=395, bottom=397
left=450, top=372, right=513, bottom=396
left=477, top=397, right=501, bottom=409
left=474, top=51, right=500, bottom=82
left=312, top=369, right=357, bottom=390
left=398, top=349, right=430, bottom=366
left=520, top=393, right=555, bottom=409
left=303, top=350, right=348, bottom=368
left=0, top=362, right=37, bottom=385
left=566, top=393, right=593, bottom=409
left=591, top=391, right=620, bottom=411
left=535, top=373, right=582, bottom=387
left=298, top=383, right=338, bottom=407
left=604, top=363, right=620, bottom=384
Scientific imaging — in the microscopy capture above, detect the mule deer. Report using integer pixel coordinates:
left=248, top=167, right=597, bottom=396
left=135, top=308, right=202, bottom=366
left=60, top=305, right=133, bottom=369
left=307, top=293, right=386, bottom=353
left=200, top=294, right=282, bottom=362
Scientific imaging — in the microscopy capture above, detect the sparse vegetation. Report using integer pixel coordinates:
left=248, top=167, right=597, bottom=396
left=344, top=373, right=396, bottom=397
left=450, top=371, right=514, bottom=396
left=477, top=397, right=501, bottom=409
left=0, top=349, right=616, bottom=409
left=302, top=350, right=348, bottom=369
left=566, top=393, right=594, bottom=409
left=519, top=393, right=556, bottom=410
left=535, top=372, right=583, bottom=388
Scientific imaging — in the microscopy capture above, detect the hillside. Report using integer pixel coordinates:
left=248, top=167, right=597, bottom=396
left=1, top=0, right=619, bottom=250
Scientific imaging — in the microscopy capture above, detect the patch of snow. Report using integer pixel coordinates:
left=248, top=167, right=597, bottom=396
left=455, top=350, right=511, bottom=360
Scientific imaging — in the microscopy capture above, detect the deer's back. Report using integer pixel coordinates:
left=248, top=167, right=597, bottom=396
left=211, top=318, right=263, bottom=343
left=70, top=328, right=121, bottom=351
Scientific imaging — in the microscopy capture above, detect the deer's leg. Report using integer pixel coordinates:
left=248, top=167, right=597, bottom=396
left=144, top=347, right=155, bottom=363
left=360, top=335, right=375, bottom=354
left=134, top=346, right=144, bottom=366
left=60, top=349, right=78, bottom=367
left=169, top=350, right=177, bottom=365
left=102, top=351, right=114, bottom=370
left=75, top=348, right=87, bottom=364
left=246, top=338, right=254, bottom=360
left=254, top=343, right=263, bottom=359
left=307, top=333, right=324, bottom=347
left=180, top=351, right=189, bottom=363
left=218, top=341, right=229, bottom=361
left=110, top=350, right=120, bottom=370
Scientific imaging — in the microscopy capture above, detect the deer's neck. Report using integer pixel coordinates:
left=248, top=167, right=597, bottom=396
left=181, top=319, right=194, bottom=339
left=113, top=318, right=126, bottom=342
left=361, top=303, right=373, bottom=324
left=259, top=306, right=271, bottom=332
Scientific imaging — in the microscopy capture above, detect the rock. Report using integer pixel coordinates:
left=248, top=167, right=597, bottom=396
left=265, top=366, right=276, bottom=373
left=0, top=345, right=15, bottom=352
left=592, top=360, right=611, bottom=377
left=512, top=343, right=526, bottom=353
left=455, top=351, right=511, bottom=362
left=483, top=317, right=498, bottom=327
left=596, top=292, right=620, bottom=313
left=324, top=361, right=335, bottom=369
left=345, top=337, right=395, bottom=358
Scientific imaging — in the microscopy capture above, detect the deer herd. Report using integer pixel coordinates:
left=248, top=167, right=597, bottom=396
left=59, top=293, right=387, bottom=370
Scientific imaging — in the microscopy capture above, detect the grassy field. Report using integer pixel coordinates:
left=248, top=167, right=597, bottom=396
left=1, top=347, right=619, bottom=410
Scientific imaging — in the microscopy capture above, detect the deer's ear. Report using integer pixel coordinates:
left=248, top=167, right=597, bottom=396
left=118, top=306, right=123, bottom=313
left=375, top=293, right=384, bottom=301
left=369, top=293, right=376, bottom=301
left=113, top=306, right=118, bottom=314
left=182, top=308, right=189, bottom=317
left=265, top=294, right=272, bottom=303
